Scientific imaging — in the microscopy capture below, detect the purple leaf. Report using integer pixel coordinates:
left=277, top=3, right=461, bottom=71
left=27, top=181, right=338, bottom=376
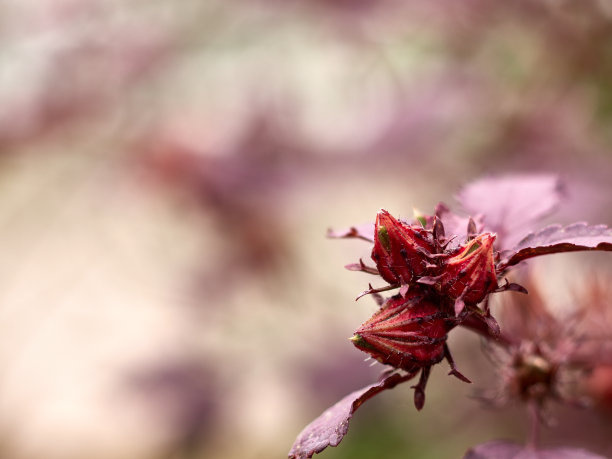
left=288, top=371, right=416, bottom=459
left=500, top=222, right=612, bottom=269
left=327, top=223, right=374, bottom=242
left=464, top=441, right=607, bottom=459
left=457, top=174, right=563, bottom=250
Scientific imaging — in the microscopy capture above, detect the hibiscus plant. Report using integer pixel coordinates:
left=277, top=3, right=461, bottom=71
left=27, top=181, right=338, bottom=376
left=289, top=174, right=612, bottom=459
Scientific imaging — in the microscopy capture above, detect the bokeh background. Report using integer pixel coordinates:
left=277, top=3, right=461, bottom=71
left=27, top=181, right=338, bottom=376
left=1, top=1, right=612, bottom=458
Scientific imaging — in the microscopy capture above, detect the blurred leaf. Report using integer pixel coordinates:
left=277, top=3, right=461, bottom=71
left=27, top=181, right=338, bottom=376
left=500, top=223, right=612, bottom=269
left=457, top=174, right=563, bottom=250
left=288, top=372, right=416, bottom=459
left=464, top=440, right=607, bottom=459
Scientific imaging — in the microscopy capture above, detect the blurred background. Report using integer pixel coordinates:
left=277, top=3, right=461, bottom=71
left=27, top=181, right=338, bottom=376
left=0, top=1, right=612, bottom=458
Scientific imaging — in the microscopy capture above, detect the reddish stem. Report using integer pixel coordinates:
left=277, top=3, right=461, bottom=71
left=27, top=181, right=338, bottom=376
left=461, top=315, right=513, bottom=348
left=527, top=401, right=541, bottom=449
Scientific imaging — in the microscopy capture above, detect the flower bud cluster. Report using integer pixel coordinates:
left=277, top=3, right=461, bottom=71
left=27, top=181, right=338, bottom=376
left=348, top=209, right=501, bottom=407
left=370, top=210, right=498, bottom=309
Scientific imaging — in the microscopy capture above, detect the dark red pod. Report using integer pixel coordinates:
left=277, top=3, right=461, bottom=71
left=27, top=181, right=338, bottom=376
left=371, top=210, right=435, bottom=288
left=435, top=232, right=498, bottom=305
left=350, top=291, right=447, bottom=371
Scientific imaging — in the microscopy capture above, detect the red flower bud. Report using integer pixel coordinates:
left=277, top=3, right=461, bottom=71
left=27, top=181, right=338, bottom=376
left=371, top=210, right=435, bottom=288
left=436, top=233, right=498, bottom=305
left=350, top=291, right=447, bottom=371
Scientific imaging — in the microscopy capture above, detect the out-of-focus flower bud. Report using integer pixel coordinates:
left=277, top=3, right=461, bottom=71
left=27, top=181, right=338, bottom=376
left=510, top=352, right=557, bottom=402
left=350, top=291, right=447, bottom=371
left=371, top=210, right=435, bottom=289
left=585, top=365, right=612, bottom=410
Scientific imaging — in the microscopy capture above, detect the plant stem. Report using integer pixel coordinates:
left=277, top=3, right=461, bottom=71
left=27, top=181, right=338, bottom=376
left=527, top=401, right=540, bottom=449
left=461, top=315, right=512, bottom=348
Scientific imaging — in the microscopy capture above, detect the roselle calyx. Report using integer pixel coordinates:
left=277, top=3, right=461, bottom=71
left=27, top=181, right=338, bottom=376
left=371, top=210, right=436, bottom=292
left=420, top=233, right=498, bottom=313
left=350, top=291, right=448, bottom=371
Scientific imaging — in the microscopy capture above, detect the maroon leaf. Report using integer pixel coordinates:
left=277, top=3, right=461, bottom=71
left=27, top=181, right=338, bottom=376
left=500, top=223, right=612, bottom=269
left=464, top=440, right=607, bottom=459
left=288, top=371, right=417, bottom=459
left=327, top=223, right=374, bottom=242
left=457, top=174, right=563, bottom=250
